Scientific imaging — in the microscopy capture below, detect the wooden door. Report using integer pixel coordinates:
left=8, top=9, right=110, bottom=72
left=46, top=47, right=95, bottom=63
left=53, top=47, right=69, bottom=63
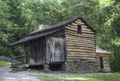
left=50, top=37, right=65, bottom=62
left=81, top=61, right=87, bottom=73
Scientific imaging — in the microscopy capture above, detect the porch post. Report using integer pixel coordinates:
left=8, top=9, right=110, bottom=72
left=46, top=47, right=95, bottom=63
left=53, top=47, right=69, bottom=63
left=24, top=44, right=27, bottom=64
left=11, top=47, right=14, bottom=67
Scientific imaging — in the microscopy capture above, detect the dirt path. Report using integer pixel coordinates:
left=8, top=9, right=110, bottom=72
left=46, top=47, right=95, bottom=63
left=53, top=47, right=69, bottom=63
left=0, top=67, right=40, bottom=81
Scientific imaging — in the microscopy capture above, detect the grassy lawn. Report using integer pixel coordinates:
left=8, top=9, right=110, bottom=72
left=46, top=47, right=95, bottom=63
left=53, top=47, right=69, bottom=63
left=0, top=78, right=4, bottom=81
left=0, top=61, right=11, bottom=67
left=35, top=73, right=120, bottom=81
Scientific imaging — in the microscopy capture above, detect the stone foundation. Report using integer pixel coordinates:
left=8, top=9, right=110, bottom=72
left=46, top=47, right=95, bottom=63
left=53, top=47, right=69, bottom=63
left=86, top=62, right=98, bottom=73
left=42, top=60, right=99, bottom=73
left=65, top=61, right=81, bottom=73
left=65, top=60, right=98, bottom=73
left=43, top=64, right=50, bottom=72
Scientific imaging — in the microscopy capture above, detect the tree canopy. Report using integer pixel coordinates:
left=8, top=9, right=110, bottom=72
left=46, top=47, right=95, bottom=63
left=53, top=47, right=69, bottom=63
left=0, top=0, right=120, bottom=71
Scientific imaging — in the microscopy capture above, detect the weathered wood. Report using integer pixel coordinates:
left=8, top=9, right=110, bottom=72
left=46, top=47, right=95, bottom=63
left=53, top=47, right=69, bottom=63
left=30, top=37, right=46, bottom=65
left=65, top=19, right=96, bottom=63
left=50, top=37, right=65, bottom=62
left=10, top=17, right=111, bottom=73
left=65, top=32, right=95, bottom=38
left=46, top=30, right=65, bottom=63
left=23, top=44, right=27, bottom=63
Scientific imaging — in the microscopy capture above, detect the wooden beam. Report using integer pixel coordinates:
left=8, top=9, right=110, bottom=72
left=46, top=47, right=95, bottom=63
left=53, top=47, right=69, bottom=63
left=24, top=44, right=27, bottom=64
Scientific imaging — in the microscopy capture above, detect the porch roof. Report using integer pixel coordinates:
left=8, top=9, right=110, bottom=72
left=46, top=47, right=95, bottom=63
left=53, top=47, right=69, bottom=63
left=96, top=46, right=110, bottom=54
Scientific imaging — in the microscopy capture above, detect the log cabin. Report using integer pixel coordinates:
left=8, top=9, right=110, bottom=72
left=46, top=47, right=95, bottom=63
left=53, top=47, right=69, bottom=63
left=10, top=17, right=111, bottom=73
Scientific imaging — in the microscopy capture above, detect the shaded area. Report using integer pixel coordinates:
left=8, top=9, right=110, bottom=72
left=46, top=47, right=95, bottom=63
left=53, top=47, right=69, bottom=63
left=29, top=65, right=44, bottom=70
left=49, top=63, right=63, bottom=71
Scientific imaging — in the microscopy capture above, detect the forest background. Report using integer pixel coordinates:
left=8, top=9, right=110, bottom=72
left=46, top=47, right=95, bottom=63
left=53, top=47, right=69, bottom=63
left=0, top=0, right=120, bottom=72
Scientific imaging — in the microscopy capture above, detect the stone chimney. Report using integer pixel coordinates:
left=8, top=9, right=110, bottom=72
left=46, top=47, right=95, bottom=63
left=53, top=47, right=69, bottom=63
left=38, top=24, right=48, bottom=30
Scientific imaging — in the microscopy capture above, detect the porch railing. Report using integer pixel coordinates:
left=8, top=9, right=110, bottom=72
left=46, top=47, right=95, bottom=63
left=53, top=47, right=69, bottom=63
left=11, top=55, right=30, bottom=68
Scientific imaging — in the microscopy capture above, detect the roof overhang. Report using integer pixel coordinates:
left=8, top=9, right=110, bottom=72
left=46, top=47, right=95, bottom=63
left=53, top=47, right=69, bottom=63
left=96, top=46, right=110, bottom=54
left=10, top=17, right=96, bottom=46
left=10, top=27, right=64, bottom=46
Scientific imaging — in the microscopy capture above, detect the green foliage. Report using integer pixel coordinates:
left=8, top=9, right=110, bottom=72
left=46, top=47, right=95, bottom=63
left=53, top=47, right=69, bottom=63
left=0, top=0, right=120, bottom=71
left=0, top=61, right=11, bottom=67
left=37, top=75, right=61, bottom=81
left=0, top=79, right=4, bottom=81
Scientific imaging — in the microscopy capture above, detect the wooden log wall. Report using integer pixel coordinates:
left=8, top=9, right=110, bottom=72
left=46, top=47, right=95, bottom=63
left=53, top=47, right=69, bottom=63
left=96, top=54, right=111, bottom=72
left=30, top=37, right=46, bottom=65
left=65, top=19, right=96, bottom=61
left=103, top=56, right=111, bottom=72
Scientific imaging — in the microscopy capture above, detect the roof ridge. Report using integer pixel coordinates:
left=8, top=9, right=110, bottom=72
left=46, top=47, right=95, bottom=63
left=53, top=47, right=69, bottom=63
left=27, top=17, right=82, bottom=36
left=10, top=16, right=96, bottom=46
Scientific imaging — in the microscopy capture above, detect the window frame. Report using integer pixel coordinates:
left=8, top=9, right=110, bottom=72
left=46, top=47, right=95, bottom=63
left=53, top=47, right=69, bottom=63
left=77, top=25, right=82, bottom=34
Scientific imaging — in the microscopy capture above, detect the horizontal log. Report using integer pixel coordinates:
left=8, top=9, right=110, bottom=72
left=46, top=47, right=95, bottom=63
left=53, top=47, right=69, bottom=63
left=66, top=39, right=95, bottom=43
left=66, top=36, right=94, bottom=41
left=104, top=66, right=110, bottom=68
left=67, top=55, right=95, bottom=58
left=65, top=27, right=94, bottom=34
left=66, top=40, right=95, bottom=44
left=71, top=23, right=78, bottom=26
left=66, top=33, right=95, bottom=39
left=81, top=25, right=87, bottom=28
left=66, top=24, right=88, bottom=30
left=77, top=19, right=82, bottom=22
left=65, top=28, right=94, bottom=35
left=66, top=27, right=77, bottom=31
left=67, top=50, right=95, bottom=53
left=66, top=43, right=94, bottom=46
left=67, top=54, right=95, bottom=57
left=66, top=48, right=95, bottom=52
left=65, top=29, right=94, bottom=35
left=66, top=37, right=95, bottom=42
left=66, top=47, right=95, bottom=51
left=82, top=29, right=92, bottom=33
left=67, top=52, right=96, bottom=56
left=66, top=46, right=95, bottom=49
left=65, top=32, right=95, bottom=38
left=66, top=42, right=94, bottom=47
left=66, top=38, right=95, bottom=44
left=66, top=25, right=87, bottom=30
left=67, top=56, right=96, bottom=60
left=75, top=21, right=85, bottom=25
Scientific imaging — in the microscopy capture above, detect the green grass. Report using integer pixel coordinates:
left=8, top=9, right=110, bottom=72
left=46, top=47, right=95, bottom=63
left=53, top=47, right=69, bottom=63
left=0, top=61, right=11, bottom=67
left=34, top=73, right=120, bottom=81
left=37, top=75, right=61, bottom=81
left=0, top=78, right=4, bottom=81
left=65, top=73, right=120, bottom=81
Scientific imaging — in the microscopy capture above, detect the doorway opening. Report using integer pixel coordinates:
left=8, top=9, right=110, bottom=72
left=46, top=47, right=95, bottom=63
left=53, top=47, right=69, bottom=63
left=81, top=61, right=87, bottom=73
left=100, top=57, right=104, bottom=71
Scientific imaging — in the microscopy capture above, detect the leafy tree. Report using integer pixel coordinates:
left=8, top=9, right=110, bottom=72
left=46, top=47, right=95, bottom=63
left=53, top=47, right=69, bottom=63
left=0, top=0, right=120, bottom=72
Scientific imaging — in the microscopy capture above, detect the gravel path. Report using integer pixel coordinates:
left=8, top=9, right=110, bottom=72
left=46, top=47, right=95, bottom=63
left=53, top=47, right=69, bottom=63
left=0, top=67, right=111, bottom=81
left=0, top=67, right=40, bottom=81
